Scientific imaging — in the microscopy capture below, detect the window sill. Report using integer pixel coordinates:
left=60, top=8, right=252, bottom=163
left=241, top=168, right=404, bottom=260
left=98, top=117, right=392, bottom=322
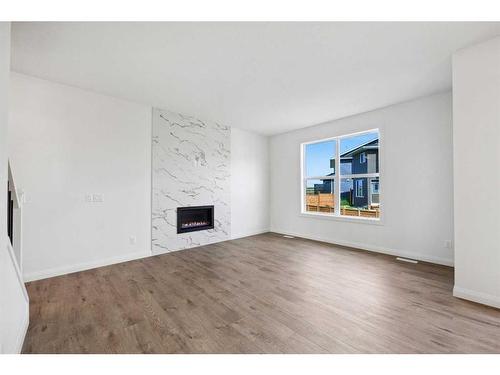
left=299, top=211, right=384, bottom=225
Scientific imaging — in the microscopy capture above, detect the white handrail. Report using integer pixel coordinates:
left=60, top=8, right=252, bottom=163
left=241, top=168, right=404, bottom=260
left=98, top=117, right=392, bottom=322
left=8, top=160, right=22, bottom=208
left=7, top=160, right=23, bottom=274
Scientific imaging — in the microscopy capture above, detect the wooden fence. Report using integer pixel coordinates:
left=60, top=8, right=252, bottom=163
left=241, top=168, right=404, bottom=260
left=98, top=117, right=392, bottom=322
left=306, top=193, right=379, bottom=217
left=340, top=207, right=380, bottom=218
left=306, top=193, right=334, bottom=213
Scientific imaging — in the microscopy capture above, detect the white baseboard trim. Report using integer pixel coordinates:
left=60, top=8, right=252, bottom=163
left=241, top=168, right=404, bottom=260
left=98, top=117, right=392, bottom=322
left=15, top=305, right=29, bottom=353
left=23, top=250, right=152, bottom=282
left=453, top=286, right=500, bottom=309
left=24, top=231, right=271, bottom=282
left=270, top=228, right=454, bottom=267
left=231, top=228, right=270, bottom=240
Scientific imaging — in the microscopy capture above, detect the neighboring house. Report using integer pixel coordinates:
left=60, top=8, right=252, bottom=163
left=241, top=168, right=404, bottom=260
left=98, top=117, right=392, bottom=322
left=341, top=138, right=379, bottom=208
left=311, top=158, right=351, bottom=194
left=315, top=138, right=379, bottom=208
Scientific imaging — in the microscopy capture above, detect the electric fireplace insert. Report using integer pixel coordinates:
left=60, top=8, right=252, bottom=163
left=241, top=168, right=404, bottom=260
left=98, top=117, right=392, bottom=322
left=177, top=205, right=214, bottom=234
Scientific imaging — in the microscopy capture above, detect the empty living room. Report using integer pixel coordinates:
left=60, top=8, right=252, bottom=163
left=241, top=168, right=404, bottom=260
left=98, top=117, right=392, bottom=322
left=2, top=1, right=500, bottom=372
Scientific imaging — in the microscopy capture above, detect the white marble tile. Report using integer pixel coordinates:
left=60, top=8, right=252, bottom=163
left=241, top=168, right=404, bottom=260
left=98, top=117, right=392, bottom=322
left=152, top=109, right=230, bottom=253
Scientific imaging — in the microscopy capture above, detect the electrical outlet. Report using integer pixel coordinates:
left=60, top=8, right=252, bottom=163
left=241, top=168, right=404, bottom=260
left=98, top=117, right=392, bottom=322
left=129, top=236, right=137, bottom=245
left=85, top=194, right=93, bottom=203
left=445, top=240, right=452, bottom=249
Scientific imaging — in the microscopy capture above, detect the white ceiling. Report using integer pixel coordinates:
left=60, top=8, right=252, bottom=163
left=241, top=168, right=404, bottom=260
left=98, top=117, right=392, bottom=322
left=11, top=22, right=500, bottom=135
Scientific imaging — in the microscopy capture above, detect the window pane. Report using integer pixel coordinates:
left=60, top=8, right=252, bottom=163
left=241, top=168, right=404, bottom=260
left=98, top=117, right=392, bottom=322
left=340, top=177, right=380, bottom=218
left=340, top=131, right=379, bottom=176
left=305, top=140, right=336, bottom=177
left=305, top=179, right=335, bottom=213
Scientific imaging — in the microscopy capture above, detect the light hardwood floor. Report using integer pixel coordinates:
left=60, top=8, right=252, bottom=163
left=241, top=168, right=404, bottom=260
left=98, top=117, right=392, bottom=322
left=22, top=233, right=500, bottom=353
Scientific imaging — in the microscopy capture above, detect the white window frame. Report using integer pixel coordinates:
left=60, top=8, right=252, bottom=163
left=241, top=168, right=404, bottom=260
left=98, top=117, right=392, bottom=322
left=300, top=128, right=382, bottom=223
left=355, top=179, right=364, bottom=198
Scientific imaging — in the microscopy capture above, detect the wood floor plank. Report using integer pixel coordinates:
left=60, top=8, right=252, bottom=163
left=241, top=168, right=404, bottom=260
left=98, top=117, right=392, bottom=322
left=22, top=233, right=500, bottom=353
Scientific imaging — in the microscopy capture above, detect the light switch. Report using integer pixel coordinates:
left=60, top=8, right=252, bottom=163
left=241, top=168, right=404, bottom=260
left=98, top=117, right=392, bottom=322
left=92, top=194, right=104, bottom=203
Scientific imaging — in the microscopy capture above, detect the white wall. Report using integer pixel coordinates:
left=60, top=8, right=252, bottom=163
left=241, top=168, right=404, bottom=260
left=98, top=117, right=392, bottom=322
left=452, top=36, right=500, bottom=308
left=0, top=24, right=8, bottom=275
left=270, top=92, right=454, bottom=266
left=8, top=73, right=271, bottom=282
left=8, top=73, right=152, bottom=281
left=0, top=23, right=29, bottom=354
left=231, top=128, right=270, bottom=238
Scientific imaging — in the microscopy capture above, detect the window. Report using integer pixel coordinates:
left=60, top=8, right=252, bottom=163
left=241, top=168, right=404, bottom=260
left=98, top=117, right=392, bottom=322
left=303, top=140, right=336, bottom=214
left=302, top=129, right=380, bottom=220
left=355, top=180, right=364, bottom=197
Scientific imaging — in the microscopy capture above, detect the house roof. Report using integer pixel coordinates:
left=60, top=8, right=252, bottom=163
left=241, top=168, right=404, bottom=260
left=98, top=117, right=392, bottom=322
left=329, top=137, right=379, bottom=166
left=340, top=138, right=379, bottom=158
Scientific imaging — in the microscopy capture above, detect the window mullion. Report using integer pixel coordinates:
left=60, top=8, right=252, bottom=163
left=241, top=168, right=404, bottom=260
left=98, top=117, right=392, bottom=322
left=306, top=176, right=335, bottom=180
left=335, top=139, right=341, bottom=216
left=341, top=173, right=379, bottom=179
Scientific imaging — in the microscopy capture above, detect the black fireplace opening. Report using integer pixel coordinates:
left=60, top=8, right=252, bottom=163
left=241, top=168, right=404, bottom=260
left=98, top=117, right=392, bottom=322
left=177, top=205, right=214, bottom=234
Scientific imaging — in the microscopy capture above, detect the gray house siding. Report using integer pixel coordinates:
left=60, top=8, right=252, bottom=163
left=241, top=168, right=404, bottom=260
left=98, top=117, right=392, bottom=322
left=352, top=142, right=379, bottom=207
left=351, top=147, right=378, bottom=208
left=352, top=178, right=368, bottom=207
left=367, top=150, right=378, bottom=174
left=318, top=138, right=379, bottom=209
left=351, top=149, right=378, bottom=175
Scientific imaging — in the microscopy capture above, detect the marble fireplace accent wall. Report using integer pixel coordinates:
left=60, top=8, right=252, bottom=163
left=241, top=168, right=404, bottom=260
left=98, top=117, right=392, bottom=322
left=152, top=108, right=231, bottom=253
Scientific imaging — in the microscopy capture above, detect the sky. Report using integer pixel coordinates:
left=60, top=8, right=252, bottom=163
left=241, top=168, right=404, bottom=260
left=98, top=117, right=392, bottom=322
left=305, top=131, right=378, bottom=177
